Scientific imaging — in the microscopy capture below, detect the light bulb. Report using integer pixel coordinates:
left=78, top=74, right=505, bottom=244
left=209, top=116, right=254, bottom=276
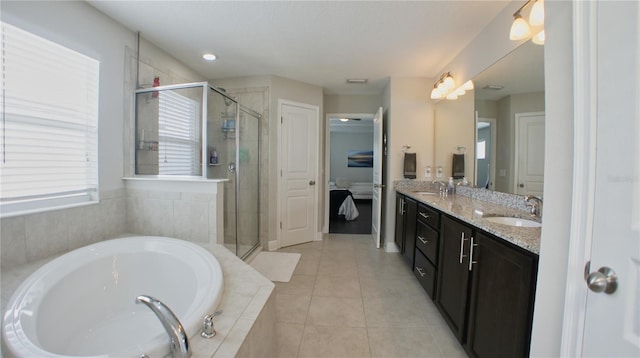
left=446, top=92, right=458, bottom=100
left=462, top=80, right=474, bottom=90
left=529, top=0, right=545, bottom=26
left=430, top=87, right=442, bottom=99
left=443, top=74, right=455, bottom=90
left=455, top=87, right=466, bottom=95
left=510, top=13, right=531, bottom=40
left=532, top=30, right=545, bottom=45
left=202, top=53, right=217, bottom=61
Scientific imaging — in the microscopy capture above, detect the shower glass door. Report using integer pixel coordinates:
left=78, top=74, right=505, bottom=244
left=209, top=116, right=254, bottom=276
left=206, top=87, right=238, bottom=254
left=236, top=106, right=260, bottom=259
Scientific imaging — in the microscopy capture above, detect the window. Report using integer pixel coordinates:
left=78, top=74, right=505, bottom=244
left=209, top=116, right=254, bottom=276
left=158, top=91, right=200, bottom=175
left=0, top=22, right=99, bottom=217
left=477, top=140, right=486, bottom=160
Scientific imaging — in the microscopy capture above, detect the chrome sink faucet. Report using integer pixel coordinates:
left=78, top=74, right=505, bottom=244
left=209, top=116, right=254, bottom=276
left=525, top=195, right=543, bottom=218
left=136, top=295, right=191, bottom=358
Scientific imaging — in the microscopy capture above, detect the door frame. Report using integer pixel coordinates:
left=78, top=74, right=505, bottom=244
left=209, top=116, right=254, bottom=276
left=323, top=112, right=374, bottom=233
left=560, top=1, right=599, bottom=355
left=277, top=99, right=321, bottom=248
left=476, top=116, right=497, bottom=190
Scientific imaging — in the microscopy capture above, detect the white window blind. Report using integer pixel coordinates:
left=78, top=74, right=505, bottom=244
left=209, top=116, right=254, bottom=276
left=0, top=22, right=99, bottom=217
left=158, top=91, right=200, bottom=175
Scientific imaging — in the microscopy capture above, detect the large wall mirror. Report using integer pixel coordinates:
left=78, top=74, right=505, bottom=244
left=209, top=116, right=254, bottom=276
left=473, top=41, right=544, bottom=196
left=434, top=41, right=545, bottom=196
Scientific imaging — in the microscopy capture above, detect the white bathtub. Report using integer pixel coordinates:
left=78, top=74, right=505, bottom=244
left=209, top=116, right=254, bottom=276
left=2, top=236, right=224, bottom=357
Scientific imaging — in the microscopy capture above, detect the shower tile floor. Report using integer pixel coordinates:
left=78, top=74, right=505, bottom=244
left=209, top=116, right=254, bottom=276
left=274, top=233, right=467, bottom=358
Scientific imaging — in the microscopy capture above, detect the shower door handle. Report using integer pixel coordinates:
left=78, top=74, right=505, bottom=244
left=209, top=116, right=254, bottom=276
left=309, top=180, right=316, bottom=186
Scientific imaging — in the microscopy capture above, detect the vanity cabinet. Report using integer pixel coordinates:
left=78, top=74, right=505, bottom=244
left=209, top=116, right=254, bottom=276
left=394, top=193, right=417, bottom=267
left=436, top=215, right=538, bottom=358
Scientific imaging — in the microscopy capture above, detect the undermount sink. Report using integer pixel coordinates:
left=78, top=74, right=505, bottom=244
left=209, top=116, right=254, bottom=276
left=413, top=191, right=438, bottom=196
left=484, top=216, right=542, bottom=228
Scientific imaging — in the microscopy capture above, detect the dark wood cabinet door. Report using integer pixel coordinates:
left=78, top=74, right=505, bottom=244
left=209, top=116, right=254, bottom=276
left=436, top=216, right=473, bottom=342
left=414, top=248, right=437, bottom=298
left=394, top=194, right=404, bottom=253
left=466, top=232, right=538, bottom=358
left=402, top=198, right=417, bottom=267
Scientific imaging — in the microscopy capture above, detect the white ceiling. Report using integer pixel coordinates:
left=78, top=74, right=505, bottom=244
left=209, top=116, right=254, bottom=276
left=88, top=1, right=512, bottom=95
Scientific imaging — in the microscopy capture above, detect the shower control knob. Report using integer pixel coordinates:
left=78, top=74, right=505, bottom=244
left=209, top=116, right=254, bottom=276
left=309, top=180, right=316, bottom=186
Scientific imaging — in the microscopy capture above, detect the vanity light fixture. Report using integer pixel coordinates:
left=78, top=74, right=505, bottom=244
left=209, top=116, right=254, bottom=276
left=430, top=72, right=474, bottom=101
left=509, top=0, right=545, bottom=45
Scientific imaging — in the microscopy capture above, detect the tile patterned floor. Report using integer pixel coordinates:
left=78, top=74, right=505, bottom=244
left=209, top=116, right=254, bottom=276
left=275, top=234, right=467, bottom=358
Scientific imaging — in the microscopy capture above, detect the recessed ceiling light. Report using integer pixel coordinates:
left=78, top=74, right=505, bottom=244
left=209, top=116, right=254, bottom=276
left=339, top=118, right=350, bottom=122
left=203, top=53, right=217, bottom=61
left=346, top=78, right=368, bottom=84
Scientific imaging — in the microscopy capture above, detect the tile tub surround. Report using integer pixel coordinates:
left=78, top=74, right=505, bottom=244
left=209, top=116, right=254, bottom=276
left=395, top=181, right=541, bottom=254
left=1, top=239, right=276, bottom=358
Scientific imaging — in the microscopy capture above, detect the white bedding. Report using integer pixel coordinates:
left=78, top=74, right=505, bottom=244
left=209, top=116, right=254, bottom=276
left=338, top=195, right=359, bottom=220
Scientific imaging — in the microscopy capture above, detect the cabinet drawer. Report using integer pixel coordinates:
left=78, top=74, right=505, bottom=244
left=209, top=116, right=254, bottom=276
left=414, top=248, right=437, bottom=299
left=416, top=221, right=439, bottom=265
left=417, top=204, right=440, bottom=229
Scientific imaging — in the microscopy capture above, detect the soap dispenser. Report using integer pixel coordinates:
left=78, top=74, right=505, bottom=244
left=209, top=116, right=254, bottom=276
left=447, top=177, right=455, bottom=196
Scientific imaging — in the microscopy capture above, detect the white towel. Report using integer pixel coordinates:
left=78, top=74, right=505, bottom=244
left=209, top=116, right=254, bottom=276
left=338, top=195, right=359, bottom=221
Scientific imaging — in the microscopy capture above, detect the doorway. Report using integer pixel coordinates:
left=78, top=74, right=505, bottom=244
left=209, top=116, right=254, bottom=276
left=325, top=113, right=374, bottom=235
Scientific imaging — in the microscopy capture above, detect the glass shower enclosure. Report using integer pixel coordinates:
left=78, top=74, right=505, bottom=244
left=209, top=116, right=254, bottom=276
left=134, top=82, right=260, bottom=259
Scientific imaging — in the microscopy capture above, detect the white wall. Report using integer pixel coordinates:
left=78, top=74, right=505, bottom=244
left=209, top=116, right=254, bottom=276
left=383, top=77, right=434, bottom=250
left=434, top=93, right=475, bottom=183
left=324, top=94, right=382, bottom=114
left=330, top=132, right=374, bottom=182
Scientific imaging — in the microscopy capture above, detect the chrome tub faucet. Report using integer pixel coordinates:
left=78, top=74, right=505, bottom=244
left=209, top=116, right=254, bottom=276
left=136, top=295, right=191, bottom=358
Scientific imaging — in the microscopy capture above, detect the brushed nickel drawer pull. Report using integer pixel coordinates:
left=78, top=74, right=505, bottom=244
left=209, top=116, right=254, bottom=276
left=418, top=236, right=429, bottom=244
left=459, top=232, right=468, bottom=264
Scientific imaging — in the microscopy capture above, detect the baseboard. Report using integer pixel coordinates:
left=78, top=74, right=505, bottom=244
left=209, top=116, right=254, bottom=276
left=268, top=240, right=279, bottom=252
left=384, top=241, right=400, bottom=253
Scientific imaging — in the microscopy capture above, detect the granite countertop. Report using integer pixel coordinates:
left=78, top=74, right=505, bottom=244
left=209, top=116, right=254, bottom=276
left=396, top=188, right=541, bottom=255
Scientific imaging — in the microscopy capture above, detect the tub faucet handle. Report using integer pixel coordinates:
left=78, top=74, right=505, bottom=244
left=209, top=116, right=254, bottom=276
left=201, top=310, right=223, bottom=338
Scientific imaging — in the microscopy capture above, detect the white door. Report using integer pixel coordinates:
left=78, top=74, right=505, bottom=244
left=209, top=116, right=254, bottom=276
left=279, top=101, right=319, bottom=248
left=580, top=1, right=640, bottom=356
left=514, top=112, right=545, bottom=196
left=371, top=107, right=383, bottom=248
